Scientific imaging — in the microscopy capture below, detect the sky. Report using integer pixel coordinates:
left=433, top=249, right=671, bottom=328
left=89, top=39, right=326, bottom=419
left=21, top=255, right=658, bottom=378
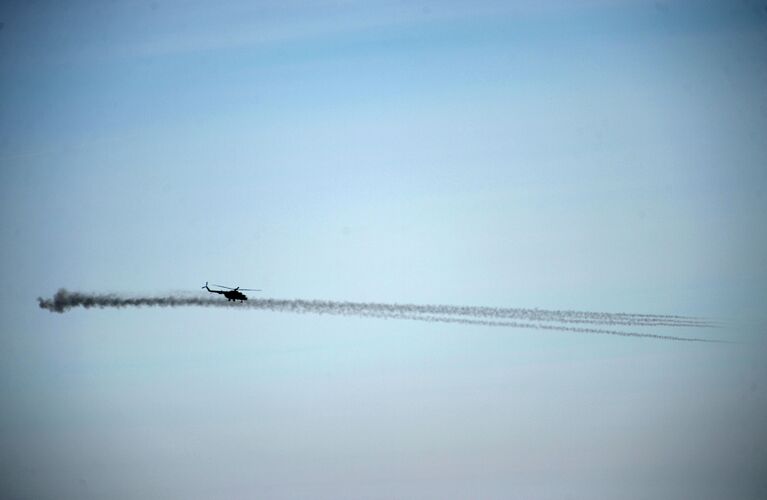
left=1, top=0, right=767, bottom=498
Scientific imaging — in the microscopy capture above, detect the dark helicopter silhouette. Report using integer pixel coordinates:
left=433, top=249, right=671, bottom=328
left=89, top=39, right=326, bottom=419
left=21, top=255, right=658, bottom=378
left=202, top=282, right=261, bottom=302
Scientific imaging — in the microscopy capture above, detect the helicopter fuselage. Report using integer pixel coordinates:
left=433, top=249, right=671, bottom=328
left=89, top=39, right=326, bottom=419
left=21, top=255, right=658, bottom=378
left=223, top=290, right=247, bottom=301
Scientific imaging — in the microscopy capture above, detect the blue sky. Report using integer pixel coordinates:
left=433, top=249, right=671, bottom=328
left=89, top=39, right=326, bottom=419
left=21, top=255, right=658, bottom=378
left=2, top=1, right=767, bottom=498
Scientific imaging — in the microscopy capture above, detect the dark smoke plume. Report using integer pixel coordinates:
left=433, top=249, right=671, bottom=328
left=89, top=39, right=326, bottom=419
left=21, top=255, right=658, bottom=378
left=38, top=289, right=726, bottom=343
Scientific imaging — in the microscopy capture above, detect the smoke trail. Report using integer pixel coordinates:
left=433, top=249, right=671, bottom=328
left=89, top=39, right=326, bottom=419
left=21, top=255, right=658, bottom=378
left=368, top=312, right=728, bottom=343
left=38, top=289, right=221, bottom=313
left=38, top=289, right=725, bottom=343
left=252, top=298, right=715, bottom=328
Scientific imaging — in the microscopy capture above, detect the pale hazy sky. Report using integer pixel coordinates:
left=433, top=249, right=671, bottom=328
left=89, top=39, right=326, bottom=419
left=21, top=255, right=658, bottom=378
left=1, top=1, right=767, bottom=499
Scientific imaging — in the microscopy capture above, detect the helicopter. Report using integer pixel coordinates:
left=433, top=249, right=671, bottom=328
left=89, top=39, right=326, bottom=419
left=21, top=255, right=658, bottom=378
left=202, top=282, right=261, bottom=302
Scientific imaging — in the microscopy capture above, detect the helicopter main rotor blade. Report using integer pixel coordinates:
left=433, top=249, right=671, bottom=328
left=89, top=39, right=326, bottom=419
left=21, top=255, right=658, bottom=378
left=238, top=288, right=262, bottom=291
left=211, top=284, right=236, bottom=290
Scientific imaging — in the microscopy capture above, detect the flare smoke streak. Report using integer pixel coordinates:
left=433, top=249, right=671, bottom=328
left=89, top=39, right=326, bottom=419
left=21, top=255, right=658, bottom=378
left=38, top=289, right=725, bottom=343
